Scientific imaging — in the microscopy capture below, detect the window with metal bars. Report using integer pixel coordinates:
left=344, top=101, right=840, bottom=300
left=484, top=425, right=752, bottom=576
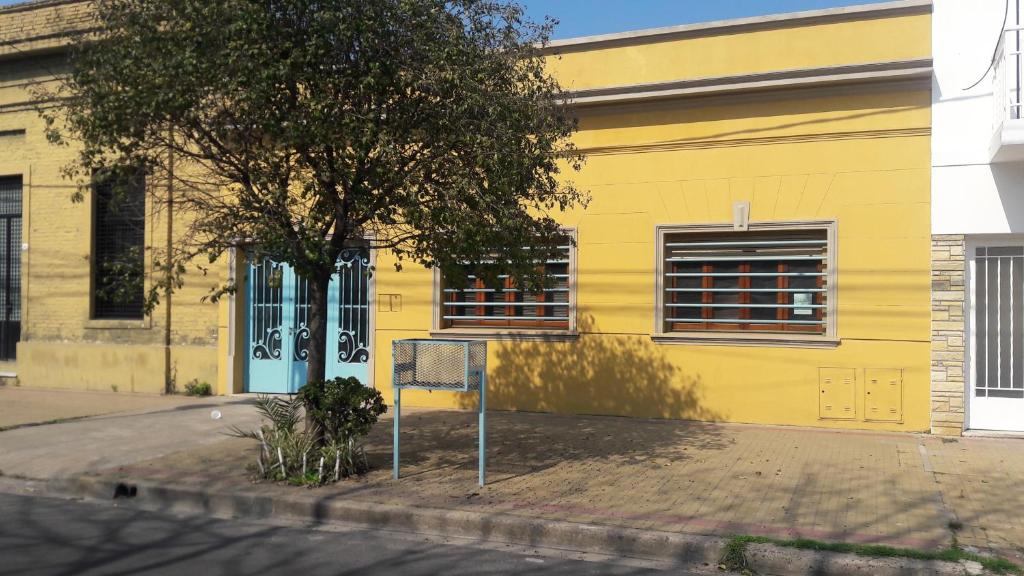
left=973, top=245, right=1024, bottom=399
left=439, top=238, right=573, bottom=330
left=660, top=227, right=830, bottom=335
left=92, top=168, right=146, bottom=319
left=0, top=176, right=22, bottom=360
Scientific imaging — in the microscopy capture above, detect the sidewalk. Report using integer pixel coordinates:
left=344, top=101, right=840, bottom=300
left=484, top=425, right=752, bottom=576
left=91, top=408, right=1024, bottom=565
left=0, top=388, right=259, bottom=478
left=0, top=386, right=200, bottom=430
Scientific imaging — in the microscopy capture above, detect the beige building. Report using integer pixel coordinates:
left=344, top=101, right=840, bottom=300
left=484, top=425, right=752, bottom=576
left=0, top=0, right=225, bottom=393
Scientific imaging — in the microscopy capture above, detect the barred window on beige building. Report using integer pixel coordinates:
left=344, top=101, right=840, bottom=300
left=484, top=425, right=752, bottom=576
left=91, top=167, right=147, bottom=320
left=655, top=221, right=837, bottom=345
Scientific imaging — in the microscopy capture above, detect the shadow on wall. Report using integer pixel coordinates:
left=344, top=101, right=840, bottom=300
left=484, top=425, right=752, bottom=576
left=455, top=315, right=723, bottom=422
left=992, top=162, right=1024, bottom=233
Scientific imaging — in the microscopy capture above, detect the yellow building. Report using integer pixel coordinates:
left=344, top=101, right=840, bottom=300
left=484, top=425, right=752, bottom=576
left=2, top=0, right=935, bottom=432
left=360, top=0, right=934, bottom=431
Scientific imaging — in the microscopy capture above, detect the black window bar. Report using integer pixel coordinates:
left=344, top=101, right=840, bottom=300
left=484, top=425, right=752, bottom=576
left=0, top=176, right=21, bottom=360
left=93, top=169, right=146, bottom=319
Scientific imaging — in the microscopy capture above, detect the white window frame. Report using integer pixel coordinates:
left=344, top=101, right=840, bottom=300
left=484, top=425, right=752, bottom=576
left=430, top=228, right=578, bottom=341
left=653, top=220, right=838, bottom=347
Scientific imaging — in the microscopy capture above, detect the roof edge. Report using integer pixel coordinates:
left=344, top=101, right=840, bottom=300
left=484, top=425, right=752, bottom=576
left=0, top=0, right=84, bottom=16
left=545, top=0, right=932, bottom=53
left=565, top=58, right=933, bottom=106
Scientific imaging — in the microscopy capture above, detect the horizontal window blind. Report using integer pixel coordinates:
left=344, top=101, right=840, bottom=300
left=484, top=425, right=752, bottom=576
left=663, top=229, right=828, bottom=334
left=441, top=243, right=571, bottom=330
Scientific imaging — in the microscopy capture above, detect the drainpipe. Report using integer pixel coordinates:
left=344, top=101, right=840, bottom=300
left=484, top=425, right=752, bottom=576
left=163, top=140, right=174, bottom=394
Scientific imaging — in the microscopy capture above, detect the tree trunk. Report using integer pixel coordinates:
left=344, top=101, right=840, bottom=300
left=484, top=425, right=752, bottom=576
left=306, top=272, right=331, bottom=385
left=304, top=271, right=331, bottom=444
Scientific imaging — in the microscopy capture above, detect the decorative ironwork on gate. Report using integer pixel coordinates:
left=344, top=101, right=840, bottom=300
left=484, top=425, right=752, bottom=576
left=250, top=259, right=283, bottom=361
left=292, top=273, right=311, bottom=362
left=337, top=247, right=370, bottom=364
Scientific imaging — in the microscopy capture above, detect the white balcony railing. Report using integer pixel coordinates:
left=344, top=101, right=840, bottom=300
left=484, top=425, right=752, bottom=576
left=989, top=25, right=1024, bottom=162
left=994, top=26, right=1024, bottom=128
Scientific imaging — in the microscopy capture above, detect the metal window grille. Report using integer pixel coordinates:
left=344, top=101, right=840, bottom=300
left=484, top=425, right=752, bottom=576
left=92, top=169, right=146, bottom=319
left=441, top=241, right=572, bottom=330
left=974, top=246, right=1024, bottom=399
left=336, top=247, right=371, bottom=364
left=0, top=176, right=22, bottom=360
left=249, top=259, right=284, bottom=361
left=663, top=229, right=828, bottom=334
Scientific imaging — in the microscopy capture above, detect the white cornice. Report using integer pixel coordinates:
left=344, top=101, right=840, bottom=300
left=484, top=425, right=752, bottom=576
left=565, top=59, right=932, bottom=107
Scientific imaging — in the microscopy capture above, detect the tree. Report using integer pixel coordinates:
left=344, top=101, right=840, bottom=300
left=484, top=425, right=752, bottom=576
left=43, top=0, right=587, bottom=386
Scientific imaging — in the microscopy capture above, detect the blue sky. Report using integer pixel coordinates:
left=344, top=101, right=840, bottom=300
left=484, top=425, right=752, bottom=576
left=521, top=0, right=875, bottom=39
left=1, top=0, right=875, bottom=39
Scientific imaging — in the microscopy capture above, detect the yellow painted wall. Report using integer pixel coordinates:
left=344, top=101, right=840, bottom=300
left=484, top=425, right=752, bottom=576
left=371, top=125, right=932, bottom=430
left=369, top=10, right=933, bottom=431
left=17, top=341, right=217, bottom=394
left=547, top=13, right=930, bottom=90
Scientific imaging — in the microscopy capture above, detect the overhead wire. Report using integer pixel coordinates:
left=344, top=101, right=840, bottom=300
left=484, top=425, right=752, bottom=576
left=963, top=0, right=1011, bottom=91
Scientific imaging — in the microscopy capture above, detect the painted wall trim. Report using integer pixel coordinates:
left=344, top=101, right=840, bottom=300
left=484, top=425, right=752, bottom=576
left=567, top=59, right=933, bottom=107
left=650, top=335, right=839, bottom=349
left=429, top=329, right=580, bottom=342
left=577, top=127, right=931, bottom=157
left=545, top=0, right=932, bottom=52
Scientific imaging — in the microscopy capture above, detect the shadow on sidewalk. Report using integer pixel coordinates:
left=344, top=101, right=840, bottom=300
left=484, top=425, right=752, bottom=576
left=358, top=314, right=729, bottom=483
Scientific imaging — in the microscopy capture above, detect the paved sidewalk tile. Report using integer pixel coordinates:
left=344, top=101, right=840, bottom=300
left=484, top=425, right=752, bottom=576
left=103, top=409, right=1024, bottom=563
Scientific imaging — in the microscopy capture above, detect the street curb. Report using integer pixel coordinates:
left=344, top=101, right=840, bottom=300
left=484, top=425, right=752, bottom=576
left=744, top=543, right=980, bottom=576
left=19, top=475, right=985, bottom=576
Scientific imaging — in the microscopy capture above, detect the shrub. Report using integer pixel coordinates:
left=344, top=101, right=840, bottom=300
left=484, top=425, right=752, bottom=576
left=298, top=377, right=387, bottom=446
left=229, top=394, right=318, bottom=483
left=184, top=379, right=212, bottom=397
left=230, top=383, right=385, bottom=485
left=298, top=377, right=387, bottom=479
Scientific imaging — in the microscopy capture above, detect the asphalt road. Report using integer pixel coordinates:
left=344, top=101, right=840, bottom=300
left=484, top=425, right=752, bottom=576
left=0, top=491, right=692, bottom=576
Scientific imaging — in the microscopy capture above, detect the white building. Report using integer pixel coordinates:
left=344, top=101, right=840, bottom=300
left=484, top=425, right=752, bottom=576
left=932, top=0, right=1024, bottom=433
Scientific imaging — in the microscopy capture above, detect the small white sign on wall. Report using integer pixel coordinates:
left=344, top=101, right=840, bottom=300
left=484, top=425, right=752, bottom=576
left=732, top=201, right=750, bottom=231
left=793, top=292, right=813, bottom=315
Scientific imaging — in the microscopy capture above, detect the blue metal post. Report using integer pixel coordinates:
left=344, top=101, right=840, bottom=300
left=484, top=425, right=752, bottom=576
left=393, top=341, right=401, bottom=480
left=478, top=367, right=486, bottom=487
left=393, top=385, right=400, bottom=480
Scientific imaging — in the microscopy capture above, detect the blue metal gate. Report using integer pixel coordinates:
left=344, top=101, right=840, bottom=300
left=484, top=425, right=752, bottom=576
left=246, top=248, right=371, bottom=393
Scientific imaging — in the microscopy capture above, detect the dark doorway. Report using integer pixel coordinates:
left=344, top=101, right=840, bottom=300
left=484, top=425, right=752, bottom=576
left=0, top=176, right=22, bottom=360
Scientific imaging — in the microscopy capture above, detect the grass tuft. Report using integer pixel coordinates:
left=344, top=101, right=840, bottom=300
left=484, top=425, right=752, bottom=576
left=718, top=536, right=755, bottom=573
